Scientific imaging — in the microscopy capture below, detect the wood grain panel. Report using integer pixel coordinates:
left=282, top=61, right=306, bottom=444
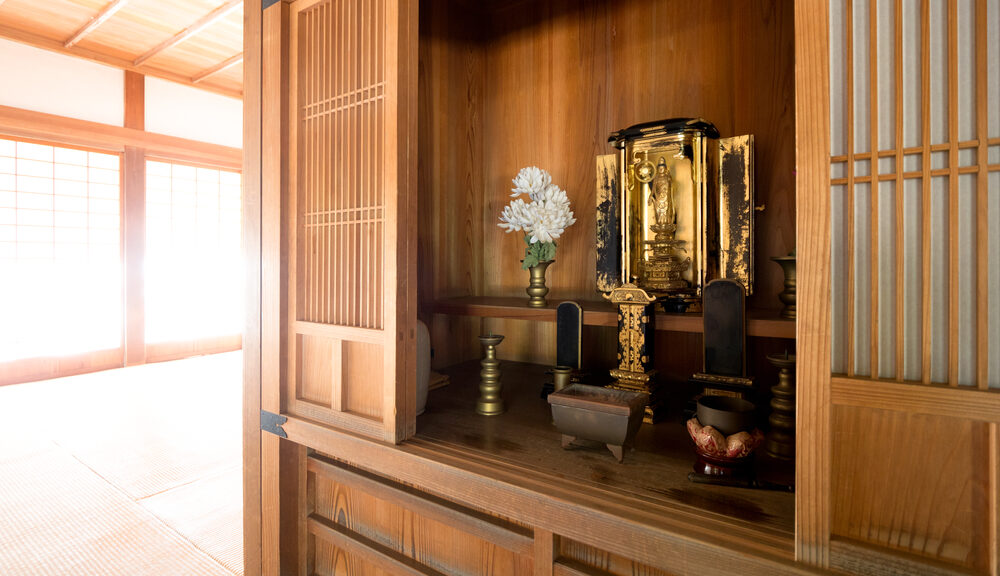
left=419, top=0, right=796, bottom=366
left=310, top=465, right=534, bottom=575
left=558, top=538, right=675, bottom=576
left=731, top=0, right=797, bottom=312
left=342, top=340, right=383, bottom=419
left=831, top=406, right=991, bottom=572
left=297, top=333, right=337, bottom=407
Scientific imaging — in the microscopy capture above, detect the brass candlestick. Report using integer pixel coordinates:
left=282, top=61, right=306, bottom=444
left=764, top=352, right=796, bottom=460
left=476, top=334, right=505, bottom=416
left=771, top=251, right=796, bottom=319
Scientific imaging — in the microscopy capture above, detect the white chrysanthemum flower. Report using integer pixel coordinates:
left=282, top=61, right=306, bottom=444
left=510, top=166, right=551, bottom=199
left=497, top=198, right=532, bottom=233
left=498, top=166, right=576, bottom=265
left=527, top=199, right=576, bottom=243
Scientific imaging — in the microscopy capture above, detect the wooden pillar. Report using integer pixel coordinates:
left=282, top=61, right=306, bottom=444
left=123, top=70, right=146, bottom=365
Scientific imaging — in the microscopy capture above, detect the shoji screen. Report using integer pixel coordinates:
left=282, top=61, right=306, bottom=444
left=827, top=1, right=999, bottom=572
left=145, top=160, right=242, bottom=346
left=0, top=138, right=121, bottom=362
left=829, top=0, right=998, bottom=387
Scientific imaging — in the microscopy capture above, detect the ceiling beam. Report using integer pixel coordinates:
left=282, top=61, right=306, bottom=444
left=0, top=23, right=242, bottom=100
left=134, top=0, right=242, bottom=66
left=65, top=0, right=131, bottom=48
left=192, top=52, right=243, bottom=84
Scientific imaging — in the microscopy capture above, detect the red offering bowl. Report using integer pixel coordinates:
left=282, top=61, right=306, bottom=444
left=686, top=417, right=764, bottom=477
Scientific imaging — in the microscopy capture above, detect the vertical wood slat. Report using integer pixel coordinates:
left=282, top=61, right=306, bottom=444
left=894, top=0, right=905, bottom=380
left=322, top=2, right=330, bottom=326
left=796, top=0, right=831, bottom=566
left=260, top=3, right=287, bottom=574
left=310, top=8, right=317, bottom=325
left=992, top=422, right=1000, bottom=576
left=947, top=0, right=959, bottom=386
left=357, top=0, right=365, bottom=330
left=869, top=0, right=880, bottom=379
left=336, top=0, right=344, bottom=327
left=377, top=0, right=384, bottom=329
left=534, top=528, right=555, bottom=576
left=921, top=0, right=933, bottom=384
left=975, top=0, right=988, bottom=389
left=846, top=0, right=857, bottom=377
left=242, top=0, right=263, bottom=572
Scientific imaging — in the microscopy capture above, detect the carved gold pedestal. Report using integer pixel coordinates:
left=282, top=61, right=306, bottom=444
left=605, top=284, right=662, bottom=422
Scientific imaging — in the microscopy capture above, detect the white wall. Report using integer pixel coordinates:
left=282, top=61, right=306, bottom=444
left=0, top=37, right=243, bottom=149
left=145, top=77, right=242, bottom=149
left=0, top=38, right=124, bottom=126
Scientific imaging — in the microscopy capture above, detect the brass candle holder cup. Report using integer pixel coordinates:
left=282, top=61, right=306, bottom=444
left=476, top=334, right=505, bottom=416
left=551, top=366, right=573, bottom=392
left=771, top=251, right=796, bottom=319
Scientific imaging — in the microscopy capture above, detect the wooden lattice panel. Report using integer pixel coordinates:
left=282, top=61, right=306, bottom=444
left=829, top=0, right=999, bottom=388
left=297, top=0, right=385, bottom=330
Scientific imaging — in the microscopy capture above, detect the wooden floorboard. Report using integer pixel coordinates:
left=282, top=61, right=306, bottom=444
left=0, top=352, right=243, bottom=575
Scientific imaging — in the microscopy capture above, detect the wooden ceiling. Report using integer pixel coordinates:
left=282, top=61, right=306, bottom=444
left=0, top=0, right=243, bottom=99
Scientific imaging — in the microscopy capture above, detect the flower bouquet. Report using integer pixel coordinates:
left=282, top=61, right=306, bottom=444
left=497, top=167, right=576, bottom=307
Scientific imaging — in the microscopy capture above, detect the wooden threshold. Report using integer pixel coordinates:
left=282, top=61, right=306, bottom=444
left=433, top=296, right=795, bottom=339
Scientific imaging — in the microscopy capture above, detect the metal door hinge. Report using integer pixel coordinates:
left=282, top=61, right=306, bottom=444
left=261, top=410, right=288, bottom=438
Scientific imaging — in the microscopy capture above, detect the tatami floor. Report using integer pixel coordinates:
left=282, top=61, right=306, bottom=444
left=0, top=352, right=243, bottom=575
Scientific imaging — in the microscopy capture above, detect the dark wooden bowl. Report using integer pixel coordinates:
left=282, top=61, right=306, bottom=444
left=696, top=396, right=755, bottom=436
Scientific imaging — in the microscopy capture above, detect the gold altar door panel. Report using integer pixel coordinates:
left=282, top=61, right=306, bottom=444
left=265, top=0, right=417, bottom=445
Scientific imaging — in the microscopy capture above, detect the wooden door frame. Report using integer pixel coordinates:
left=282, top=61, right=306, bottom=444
left=244, top=0, right=838, bottom=573
left=794, top=0, right=831, bottom=568
left=243, top=0, right=264, bottom=574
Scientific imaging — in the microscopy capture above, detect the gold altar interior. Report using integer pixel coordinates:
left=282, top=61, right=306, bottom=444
left=601, top=118, right=754, bottom=304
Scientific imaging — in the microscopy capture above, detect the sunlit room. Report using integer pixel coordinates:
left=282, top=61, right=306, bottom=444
left=0, top=1, right=244, bottom=574
left=2, top=0, right=999, bottom=575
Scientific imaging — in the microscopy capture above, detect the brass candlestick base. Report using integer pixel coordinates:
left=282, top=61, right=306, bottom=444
left=526, top=260, right=553, bottom=308
left=476, top=334, right=505, bottom=416
left=765, top=352, right=796, bottom=460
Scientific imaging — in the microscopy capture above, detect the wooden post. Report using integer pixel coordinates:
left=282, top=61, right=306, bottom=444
left=794, top=0, right=831, bottom=567
left=123, top=70, right=146, bottom=366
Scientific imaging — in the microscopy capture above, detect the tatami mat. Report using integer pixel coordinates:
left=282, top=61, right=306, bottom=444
left=0, top=352, right=243, bottom=575
left=140, top=465, right=244, bottom=575
left=0, top=437, right=232, bottom=575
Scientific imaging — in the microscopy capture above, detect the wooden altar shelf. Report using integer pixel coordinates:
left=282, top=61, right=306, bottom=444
left=432, top=296, right=795, bottom=339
